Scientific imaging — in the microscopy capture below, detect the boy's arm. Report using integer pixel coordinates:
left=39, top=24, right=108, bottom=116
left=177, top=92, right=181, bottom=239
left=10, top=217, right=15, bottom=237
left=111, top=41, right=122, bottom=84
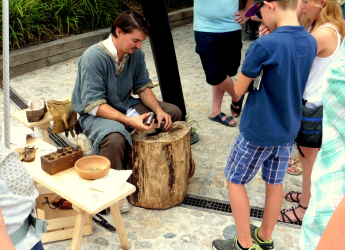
left=234, top=73, right=253, bottom=96
left=315, top=194, right=345, bottom=249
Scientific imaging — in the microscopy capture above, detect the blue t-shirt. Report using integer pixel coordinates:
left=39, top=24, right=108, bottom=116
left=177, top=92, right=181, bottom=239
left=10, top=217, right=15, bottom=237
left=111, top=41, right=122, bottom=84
left=193, top=0, right=241, bottom=33
left=240, top=26, right=317, bottom=147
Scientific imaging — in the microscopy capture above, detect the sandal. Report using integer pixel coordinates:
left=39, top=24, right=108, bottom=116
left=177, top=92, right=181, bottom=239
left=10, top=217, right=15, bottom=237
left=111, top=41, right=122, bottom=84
left=231, top=95, right=245, bottom=118
left=277, top=203, right=308, bottom=223
left=289, top=157, right=300, bottom=166
left=208, top=112, right=236, bottom=127
left=284, top=191, right=301, bottom=202
left=287, top=160, right=303, bottom=175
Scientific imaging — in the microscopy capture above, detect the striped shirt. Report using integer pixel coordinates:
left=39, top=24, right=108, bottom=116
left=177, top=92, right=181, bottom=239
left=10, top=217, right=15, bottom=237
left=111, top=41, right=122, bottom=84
left=299, top=39, right=345, bottom=250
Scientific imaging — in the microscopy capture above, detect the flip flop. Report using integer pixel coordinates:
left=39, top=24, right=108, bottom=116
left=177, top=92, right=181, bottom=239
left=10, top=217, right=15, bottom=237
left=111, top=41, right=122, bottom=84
left=208, top=112, right=236, bottom=127
left=287, top=160, right=303, bottom=175
left=231, top=95, right=245, bottom=118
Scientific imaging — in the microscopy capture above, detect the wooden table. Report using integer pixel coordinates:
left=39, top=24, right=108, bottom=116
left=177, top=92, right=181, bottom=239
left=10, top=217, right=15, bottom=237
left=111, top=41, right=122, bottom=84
left=10, top=97, right=71, bottom=144
left=17, top=138, right=136, bottom=250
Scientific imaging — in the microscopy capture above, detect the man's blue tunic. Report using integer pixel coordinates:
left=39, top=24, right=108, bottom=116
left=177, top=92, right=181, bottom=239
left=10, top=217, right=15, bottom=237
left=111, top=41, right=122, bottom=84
left=72, top=42, right=153, bottom=155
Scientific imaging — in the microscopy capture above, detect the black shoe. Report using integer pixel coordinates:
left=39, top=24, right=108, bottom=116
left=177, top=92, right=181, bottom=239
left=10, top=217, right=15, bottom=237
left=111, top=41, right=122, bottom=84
left=212, top=237, right=259, bottom=250
left=250, top=225, right=275, bottom=250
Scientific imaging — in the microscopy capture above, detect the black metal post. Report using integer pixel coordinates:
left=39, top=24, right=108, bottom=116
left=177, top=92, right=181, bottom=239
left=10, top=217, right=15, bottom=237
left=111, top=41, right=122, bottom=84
left=140, top=0, right=186, bottom=120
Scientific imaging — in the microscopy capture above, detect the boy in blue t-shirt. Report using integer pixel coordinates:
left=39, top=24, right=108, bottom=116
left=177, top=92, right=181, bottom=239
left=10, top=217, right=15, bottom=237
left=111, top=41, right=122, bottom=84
left=212, top=0, right=317, bottom=250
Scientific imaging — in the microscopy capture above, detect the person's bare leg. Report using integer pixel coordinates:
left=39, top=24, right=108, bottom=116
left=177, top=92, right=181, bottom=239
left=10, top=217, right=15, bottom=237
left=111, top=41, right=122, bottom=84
left=258, top=183, right=283, bottom=241
left=209, top=86, right=236, bottom=126
left=209, top=76, right=240, bottom=125
left=227, top=181, right=253, bottom=248
left=209, top=85, right=225, bottom=116
left=280, top=147, right=320, bottom=221
left=217, top=76, right=241, bottom=102
left=217, top=75, right=242, bottom=117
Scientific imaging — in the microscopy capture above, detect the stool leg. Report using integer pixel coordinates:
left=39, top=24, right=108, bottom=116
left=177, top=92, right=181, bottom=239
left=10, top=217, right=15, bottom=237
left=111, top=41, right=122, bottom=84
left=110, top=203, right=130, bottom=250
left=71, top=210, right=86, bottom=250
left=38, top=123, right=51, bottom=144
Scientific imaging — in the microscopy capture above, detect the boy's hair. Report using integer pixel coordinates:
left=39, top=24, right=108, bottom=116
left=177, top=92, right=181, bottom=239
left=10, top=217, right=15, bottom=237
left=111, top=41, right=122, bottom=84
left=301, top=0, right=345, bottom=39
left=275, top=0, right=298, bottom=11
left=111, top=10, right=150, bottom=38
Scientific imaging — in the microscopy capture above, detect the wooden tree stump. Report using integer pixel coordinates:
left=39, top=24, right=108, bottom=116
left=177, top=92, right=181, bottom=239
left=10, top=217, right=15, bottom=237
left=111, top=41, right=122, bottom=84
left=128, top=121, right=195, bottom=209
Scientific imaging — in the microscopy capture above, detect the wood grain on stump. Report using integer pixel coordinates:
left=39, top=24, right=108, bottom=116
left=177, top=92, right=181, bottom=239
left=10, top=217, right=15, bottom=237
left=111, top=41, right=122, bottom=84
left=129, top=121, right=195, bottom=209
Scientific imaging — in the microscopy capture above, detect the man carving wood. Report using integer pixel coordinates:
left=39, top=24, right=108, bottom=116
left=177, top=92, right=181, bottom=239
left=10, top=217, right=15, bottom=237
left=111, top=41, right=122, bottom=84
left=71, top=11, right=182, bottom=212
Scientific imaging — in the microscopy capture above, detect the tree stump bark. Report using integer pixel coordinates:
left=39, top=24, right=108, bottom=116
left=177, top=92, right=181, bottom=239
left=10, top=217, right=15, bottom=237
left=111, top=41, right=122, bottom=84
left=128, top=121, right=195, bottom=209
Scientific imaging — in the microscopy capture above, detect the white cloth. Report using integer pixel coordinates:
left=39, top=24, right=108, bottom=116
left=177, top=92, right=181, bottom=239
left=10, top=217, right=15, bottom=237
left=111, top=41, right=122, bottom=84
left=303, top=24, right=342, bottom=108
left=126, top=108, right=140, bottom=118
left=88, top=35, right=129, bottom=116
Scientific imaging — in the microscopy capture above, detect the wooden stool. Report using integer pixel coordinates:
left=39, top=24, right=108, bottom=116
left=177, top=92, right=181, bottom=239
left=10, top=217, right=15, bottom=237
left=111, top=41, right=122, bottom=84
left=20, top=138, right=135, bottom=250
left=128, top=121, right=195, bottom=209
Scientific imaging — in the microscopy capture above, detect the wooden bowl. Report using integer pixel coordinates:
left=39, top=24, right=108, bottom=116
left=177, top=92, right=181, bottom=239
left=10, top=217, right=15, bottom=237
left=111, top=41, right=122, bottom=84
left=75, top=156, right=110, bottom=180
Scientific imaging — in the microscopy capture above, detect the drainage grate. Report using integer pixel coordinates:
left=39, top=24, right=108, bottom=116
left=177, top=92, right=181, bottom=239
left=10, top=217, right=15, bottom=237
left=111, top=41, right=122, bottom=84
left=0, top=85, right=28, bottom=110
left=181, top=194, right=302, bottom=226
left=0, top=84, right=71, bottom=148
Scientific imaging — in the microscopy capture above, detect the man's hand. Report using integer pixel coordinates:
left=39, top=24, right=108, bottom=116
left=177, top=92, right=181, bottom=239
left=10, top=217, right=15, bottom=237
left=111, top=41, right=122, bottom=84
left=128, top=113, right=155, bottom=131
left=235, top=11, right=249, bottom=25
left=259, top=24, right=271, bottom=36
left=156, top=111, right=172, bottom=131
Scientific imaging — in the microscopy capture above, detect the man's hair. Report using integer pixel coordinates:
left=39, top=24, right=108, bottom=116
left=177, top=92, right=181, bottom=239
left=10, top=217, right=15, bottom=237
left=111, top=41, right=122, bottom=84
left=111, top=10, right=149, bottom=38
left=275, top=0, right=298, bottom=10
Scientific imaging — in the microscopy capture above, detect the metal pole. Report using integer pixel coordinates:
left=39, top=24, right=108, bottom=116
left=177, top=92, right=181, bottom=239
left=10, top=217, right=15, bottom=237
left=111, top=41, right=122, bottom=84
left=3, top=0, right=11, bottom=148
left=140, top=0, right=186, bottom=120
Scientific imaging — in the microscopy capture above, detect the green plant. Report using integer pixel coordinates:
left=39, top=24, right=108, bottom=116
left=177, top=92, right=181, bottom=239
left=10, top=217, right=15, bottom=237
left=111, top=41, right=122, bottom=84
left=185, top=114, right=201, bottom=137
left=0, top=0, right=129, bottom=52
left=0, top=0, right=192, bottom=52
left=125, top=0, right=193, bottom=11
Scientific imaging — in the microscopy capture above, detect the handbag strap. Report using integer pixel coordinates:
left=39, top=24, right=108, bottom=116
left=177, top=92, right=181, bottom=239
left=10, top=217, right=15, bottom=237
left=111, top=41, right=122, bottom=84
left=9, top=216, right=30, bottom=246
left=9, top=212, right=48, bottom=246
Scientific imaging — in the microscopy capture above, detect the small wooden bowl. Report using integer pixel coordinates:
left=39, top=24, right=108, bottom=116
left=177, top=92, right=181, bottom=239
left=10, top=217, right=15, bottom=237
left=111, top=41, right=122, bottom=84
left=75, top=156, right=110, bottom=180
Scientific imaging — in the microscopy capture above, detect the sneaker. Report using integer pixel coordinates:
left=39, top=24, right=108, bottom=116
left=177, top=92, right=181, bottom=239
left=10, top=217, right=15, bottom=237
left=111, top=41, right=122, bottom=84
left=212, top=237, right=260, bottom=250
left=250, top=225, right=275, bottom=250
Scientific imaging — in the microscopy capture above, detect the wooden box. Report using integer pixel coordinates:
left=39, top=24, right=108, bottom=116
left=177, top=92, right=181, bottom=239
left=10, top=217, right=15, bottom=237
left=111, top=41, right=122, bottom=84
left=35, top=185, right=93, bottom=243
left=41, top=146, right=83, bottom=175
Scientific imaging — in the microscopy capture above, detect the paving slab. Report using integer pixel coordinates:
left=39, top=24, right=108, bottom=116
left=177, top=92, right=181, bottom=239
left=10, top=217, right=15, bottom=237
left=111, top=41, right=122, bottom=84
left=42, top=206, right=301, bottom=250
left=1, top=23, right=302, bottom=249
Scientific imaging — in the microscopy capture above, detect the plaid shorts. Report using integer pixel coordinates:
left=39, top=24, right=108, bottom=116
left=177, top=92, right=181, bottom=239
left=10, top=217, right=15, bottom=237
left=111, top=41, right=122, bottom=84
left=225, top=133, right=293, bottom=185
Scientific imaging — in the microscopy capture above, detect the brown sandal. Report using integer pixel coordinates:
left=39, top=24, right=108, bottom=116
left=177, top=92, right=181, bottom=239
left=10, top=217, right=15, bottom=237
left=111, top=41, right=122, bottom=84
left=287, top=159, right=303, bottom=175
left=278, top=203, right=308, bottom=223
left=289, top=157, right=300, bottom=166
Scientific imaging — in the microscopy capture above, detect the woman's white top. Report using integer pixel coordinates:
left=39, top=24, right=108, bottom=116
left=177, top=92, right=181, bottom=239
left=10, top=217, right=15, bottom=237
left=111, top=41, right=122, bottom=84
left=303, top=23, right=342, bottom=108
